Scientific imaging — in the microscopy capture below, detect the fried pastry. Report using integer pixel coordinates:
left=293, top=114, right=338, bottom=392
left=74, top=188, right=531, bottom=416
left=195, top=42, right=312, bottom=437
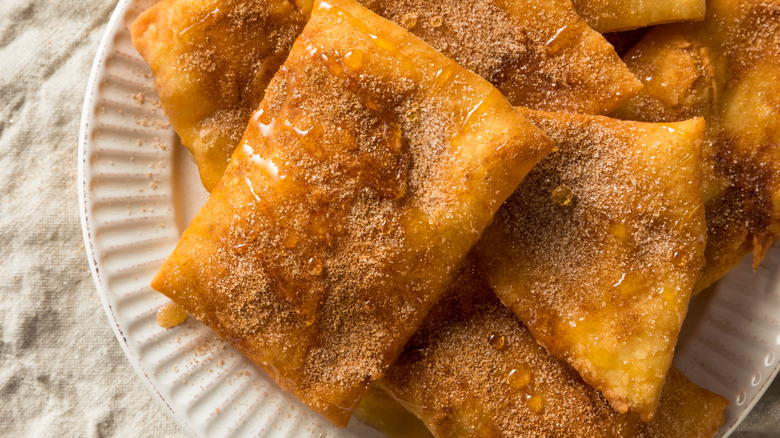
left=151, top=0, right=551, bottom=425
left=133, top=0, right=640, bottom=190
left=358, top=0, right=642, bottom=114
left=379, top=262, right=728, bottom=438
left=571, top=0, right=706, bottom=33
left=473, top=110, right=707, bottom=421
left=131, top=0, right=310, bottom=191
left=613, top=0, right=780, bottom=292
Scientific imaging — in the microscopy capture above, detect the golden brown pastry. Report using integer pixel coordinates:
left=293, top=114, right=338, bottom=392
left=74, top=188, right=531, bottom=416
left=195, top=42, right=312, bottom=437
left=151, top=0, right=551, bottom=426
left=474, top=110, right=707, bottom=421
left=571, top=0, right=706, bottom=33
left=131, top=0, right=310, bottom=191
left=133, top=0, right=639, bottom=190
left=613, top=0, right=780, bottom=293
left=358, top=0, right=642, bottom=113
left=380, top=262, right=728, bottom=438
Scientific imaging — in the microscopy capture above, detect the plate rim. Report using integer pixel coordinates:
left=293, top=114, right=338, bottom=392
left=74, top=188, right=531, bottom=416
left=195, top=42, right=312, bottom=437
left=78, top=1, right=198, bottom=436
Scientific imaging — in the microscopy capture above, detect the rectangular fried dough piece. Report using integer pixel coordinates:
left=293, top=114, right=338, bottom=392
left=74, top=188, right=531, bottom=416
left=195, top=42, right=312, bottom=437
left=473, top=110, right=708, bottom=421
left=151, top=0, right=551, bottom=426
left=612, top=0, right=780, bottom=293
left=571, top=0, right=706, bottom=33
left=380, top=262, right=728, bottom=438
left=358, top=0, right=642, bottom=114
left=132, top=0, right=639, bottom=190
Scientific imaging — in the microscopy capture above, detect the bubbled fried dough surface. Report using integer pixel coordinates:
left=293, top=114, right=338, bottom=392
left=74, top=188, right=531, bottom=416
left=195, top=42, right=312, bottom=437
left=612, top=0, right=780, bottom=293
left=571, top=0, right=705, bottom=33
left=358, top=0, right=642, bottom=114
left=151, top=0, right=551, bottom=426
left=131, top=0, right=308, bottom=191
left=380, top=263, right=727, bottom=438
left=474, top=110, right=707, bottom=421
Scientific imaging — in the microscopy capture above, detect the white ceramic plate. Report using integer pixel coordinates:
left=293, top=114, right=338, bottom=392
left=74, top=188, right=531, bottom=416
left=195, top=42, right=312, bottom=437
left=78, top=1, right=780, bottom=436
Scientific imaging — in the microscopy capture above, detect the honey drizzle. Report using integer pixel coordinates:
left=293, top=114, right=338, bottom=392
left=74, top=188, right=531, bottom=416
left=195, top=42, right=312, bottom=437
left=157, top=302, right=187, bottom=329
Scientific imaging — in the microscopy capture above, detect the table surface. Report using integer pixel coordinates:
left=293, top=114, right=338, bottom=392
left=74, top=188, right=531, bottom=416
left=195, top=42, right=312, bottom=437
left=0, top=0, right=777, bottom=436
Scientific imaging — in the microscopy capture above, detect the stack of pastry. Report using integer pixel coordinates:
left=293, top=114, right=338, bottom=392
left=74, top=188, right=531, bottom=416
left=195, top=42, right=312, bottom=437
left=131, top=0, right=780, bottom=436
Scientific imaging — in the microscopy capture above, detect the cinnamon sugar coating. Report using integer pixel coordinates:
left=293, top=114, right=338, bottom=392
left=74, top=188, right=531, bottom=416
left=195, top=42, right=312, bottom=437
left=133, top=0, right=639, bottom=190
left=151, top=0, right=551, bottom=425
left=613, top=0, right=780, bottom=293
left=571, top=0, right=705, bottom=33
left=380, top=263, right=728, bottom=438
left=474, top=110, right=707, bottom=421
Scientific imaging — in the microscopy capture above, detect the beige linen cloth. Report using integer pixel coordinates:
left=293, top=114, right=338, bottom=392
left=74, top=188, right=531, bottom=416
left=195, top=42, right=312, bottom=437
left=0, top=0, right=777, bottom=436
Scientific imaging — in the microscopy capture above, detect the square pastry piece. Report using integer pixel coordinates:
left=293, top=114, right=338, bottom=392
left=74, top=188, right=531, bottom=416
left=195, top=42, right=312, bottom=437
left=152, top=0, right=551, bottom=426
left=613, top=0, right=780, bottom=293
left=380, top=263, right=728, bottom=438
left=474, top=110, right=707, bottom=421
left=132, top=0, right=310, bottom=190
